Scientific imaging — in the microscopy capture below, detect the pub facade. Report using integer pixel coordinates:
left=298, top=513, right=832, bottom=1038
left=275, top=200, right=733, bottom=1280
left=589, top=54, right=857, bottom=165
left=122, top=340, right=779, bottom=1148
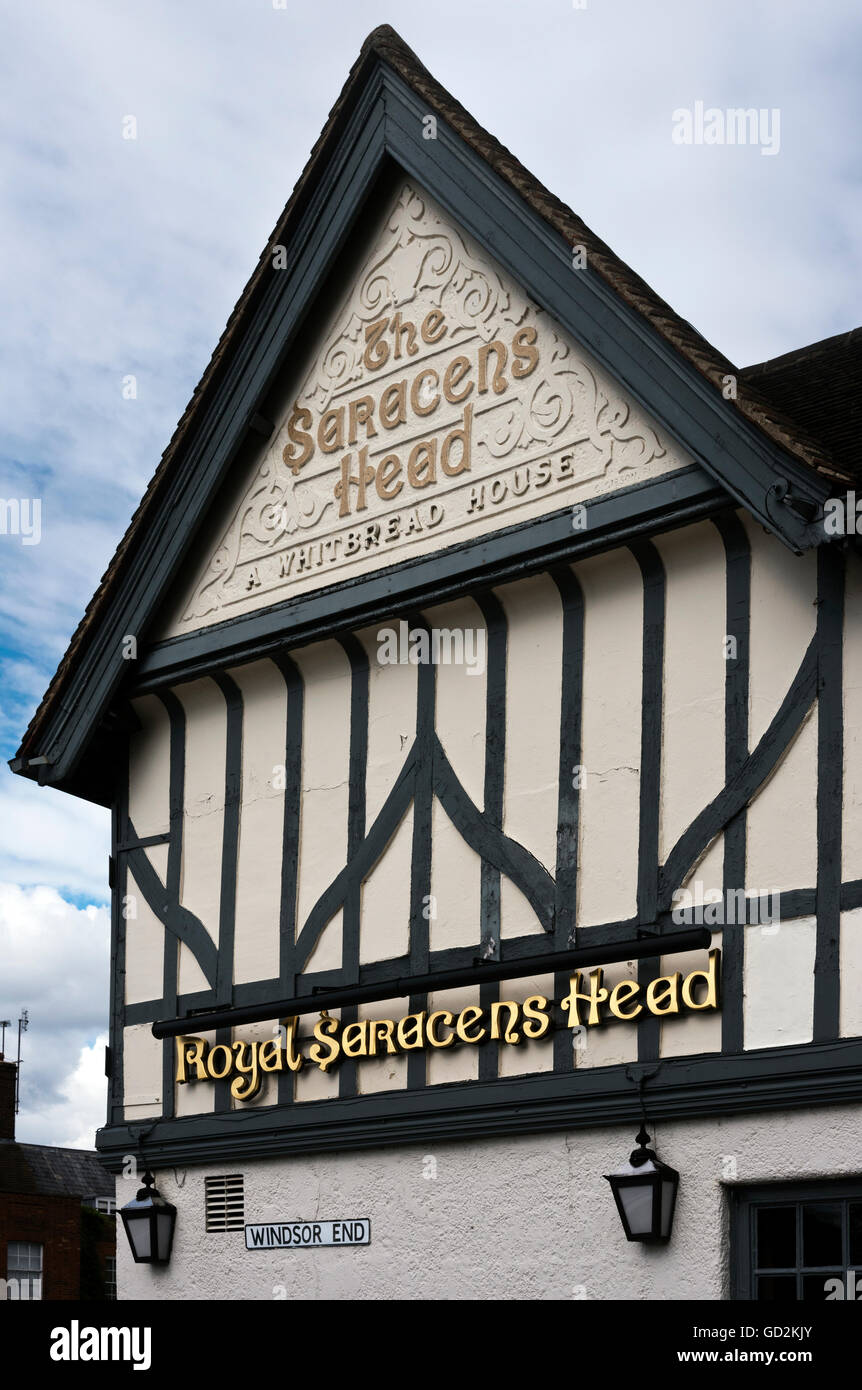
left=13, top=28, right=862, bottom=1300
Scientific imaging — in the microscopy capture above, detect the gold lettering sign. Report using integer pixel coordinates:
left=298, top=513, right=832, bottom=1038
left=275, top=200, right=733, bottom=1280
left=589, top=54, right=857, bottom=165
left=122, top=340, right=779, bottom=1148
left=176, top=951, right=720, bottom=1101
left=283, top=318, right=540, bottom=521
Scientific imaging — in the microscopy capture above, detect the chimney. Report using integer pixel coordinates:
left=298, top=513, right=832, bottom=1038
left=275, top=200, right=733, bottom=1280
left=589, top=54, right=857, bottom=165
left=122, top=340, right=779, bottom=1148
left=0, top=1059, right=16, bottom=1140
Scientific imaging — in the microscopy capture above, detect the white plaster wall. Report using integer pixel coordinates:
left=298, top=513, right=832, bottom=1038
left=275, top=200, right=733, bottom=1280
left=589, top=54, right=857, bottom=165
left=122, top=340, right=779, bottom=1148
left=128, top=695, right=171, bottom=837
left=744, top=518, right=818, bottom=894
left=840, top=907, right=862, bottom=1038
left=743, top=917, right=816, bottom=1049
left=116, top=1102, right=862, bottom=1301
left=356, top=613, right=418, bottom=965
left=229, top=660, right=288, bottom=986
left=360, top=810, right=414, bottom=964
left=291, top=640, right=351, bottom=972
left=427, top=595, right=486, bottom=952
left=357, top=996, right=410, bottom=1094
left=174, top=678, right=227, bottom=951
left=744, top=514, right=817, bottom=747
left=655, top=523, right=726, bottom=865
left=660, top=933, right=722, bottom=1058
left=497, top=573, right=563, bottom=939
left=843, top=553, right=862, bottom=882
left=124, top=871, right=166, bottom=1006
left=574, top=548, right=643, bottom=927
left=122, top=1024, right=162, bottom=1119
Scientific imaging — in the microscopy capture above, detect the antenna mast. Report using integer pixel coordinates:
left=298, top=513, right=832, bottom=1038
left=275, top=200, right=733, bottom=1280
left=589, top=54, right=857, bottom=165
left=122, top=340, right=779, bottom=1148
left=15, top=1010, right=29, bottom=1114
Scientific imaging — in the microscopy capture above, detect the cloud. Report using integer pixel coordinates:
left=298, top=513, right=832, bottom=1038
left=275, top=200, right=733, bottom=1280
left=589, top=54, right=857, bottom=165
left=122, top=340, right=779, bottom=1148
left=26, top=1033, right=111, bottom=1154
left=0, top=774, right=110, bottom=902
left=0, top=885, right=110, bottom=1148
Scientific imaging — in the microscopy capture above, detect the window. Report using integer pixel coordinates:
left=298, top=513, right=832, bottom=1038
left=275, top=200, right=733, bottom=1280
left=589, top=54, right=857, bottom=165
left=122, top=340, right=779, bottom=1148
left=104, top=1255, right=117, bottom=1300
left=731, top=1180, right=862, bottom=1300
left=204, top=1174, right=244, bottom=1232
left=6, top=1241, right=43, bottom=1300
left=83, top=1195, right=116, bottom=1214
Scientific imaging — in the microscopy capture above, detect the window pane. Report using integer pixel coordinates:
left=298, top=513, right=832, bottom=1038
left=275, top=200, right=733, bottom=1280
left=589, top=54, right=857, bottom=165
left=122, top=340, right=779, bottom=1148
left=6, top=1275, right=42, bottom=1300
left=850, top=1205, right=862, bottom=1265
left=802, top=1203, right=842, bottom=1267
left=803, top=1272, right=843, bottom=1300
left=756, top=1206, right=796, bottom=1269
left=757, top=1275, right=797, bottom=1300
left=5, top=1242, right=43, bottom=1302
left=6, top=1241, right=42, bottom=1273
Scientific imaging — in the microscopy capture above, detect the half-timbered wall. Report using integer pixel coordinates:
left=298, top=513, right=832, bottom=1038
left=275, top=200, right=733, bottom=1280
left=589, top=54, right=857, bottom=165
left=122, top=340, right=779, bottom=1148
left=113, top=515, right=860, bottom=1134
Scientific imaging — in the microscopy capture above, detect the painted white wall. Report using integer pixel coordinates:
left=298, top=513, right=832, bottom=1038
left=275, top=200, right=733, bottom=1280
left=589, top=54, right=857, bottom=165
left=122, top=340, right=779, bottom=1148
left=128, top=695, right=170, bottom=837
left=574, top=547, right=642, bottom=927
left=229, top=659, right=289, bottom=986
left=116, top=1102, right=862, bottom=1301
left=843, top=554, right=862, bottom=882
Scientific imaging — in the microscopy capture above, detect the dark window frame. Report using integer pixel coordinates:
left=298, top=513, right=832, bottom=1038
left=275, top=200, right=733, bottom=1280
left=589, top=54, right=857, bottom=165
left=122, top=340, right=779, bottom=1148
left=730, top=1177, right=862, bottom=1301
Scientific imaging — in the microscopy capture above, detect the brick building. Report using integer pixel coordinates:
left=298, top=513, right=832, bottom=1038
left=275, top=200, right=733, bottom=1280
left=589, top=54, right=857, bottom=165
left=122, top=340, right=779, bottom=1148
left=0, top=1058, right=116, bottom=1300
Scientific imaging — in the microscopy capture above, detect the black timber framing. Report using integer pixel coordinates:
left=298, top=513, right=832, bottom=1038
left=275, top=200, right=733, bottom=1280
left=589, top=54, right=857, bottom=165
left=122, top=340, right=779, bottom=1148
left=98, top=1037, right=862, bottom=1172
left=133, top=468, right=725, bottom=694
left=158, top=689, right=186, bottom=1120
left=15, top=42, right=834, bottom=800
left=713, top=513, right=751, bottom=1056
left=630, top=540, right=665, bottom=1064
left=476, top=592, right=506, bottom=1083
left=814, top=545, right=845, bottom=1040
left=336, top=634, right=369, bottom=1102
left=106, top=521, right=859, bottom=1158
left=550, top=566, right=584, bottom=1076
left=152, top=930, right=712, bottom=1037
left=107, top=793, right=125, bottom=1129
left=120, top=876, right=862, bottom=1035
left=33, top=41, right=855, bottom=1175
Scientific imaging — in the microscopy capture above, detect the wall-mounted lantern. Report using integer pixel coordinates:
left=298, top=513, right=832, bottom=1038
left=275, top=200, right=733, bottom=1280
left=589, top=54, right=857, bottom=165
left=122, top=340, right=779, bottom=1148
left=604, top=1126, right=679, bottom=1245
left=119, top=1170, right=177, bottom=1265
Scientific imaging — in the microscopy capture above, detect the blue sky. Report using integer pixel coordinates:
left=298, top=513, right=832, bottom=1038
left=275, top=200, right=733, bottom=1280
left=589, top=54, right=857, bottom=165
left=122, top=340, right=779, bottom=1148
left=1, top=0, right=860, bottom=1146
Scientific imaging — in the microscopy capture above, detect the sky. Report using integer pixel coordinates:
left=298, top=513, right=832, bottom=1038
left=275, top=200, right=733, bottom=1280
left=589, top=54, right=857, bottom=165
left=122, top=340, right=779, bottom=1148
left=0, top=0, right=860, bottom=1149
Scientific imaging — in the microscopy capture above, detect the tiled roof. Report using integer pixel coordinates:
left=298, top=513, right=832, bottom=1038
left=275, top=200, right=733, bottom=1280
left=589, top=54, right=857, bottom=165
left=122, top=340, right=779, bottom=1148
left=0, top=1141, right=113, bottom=1199
left=741, top=328, right=862, bottom=482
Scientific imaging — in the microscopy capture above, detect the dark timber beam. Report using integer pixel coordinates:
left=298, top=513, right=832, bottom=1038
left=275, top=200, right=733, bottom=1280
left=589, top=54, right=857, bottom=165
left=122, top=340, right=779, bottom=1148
left=132, top=467, right=725, bottom=694
left=151, top=927, right=712, bottom=1038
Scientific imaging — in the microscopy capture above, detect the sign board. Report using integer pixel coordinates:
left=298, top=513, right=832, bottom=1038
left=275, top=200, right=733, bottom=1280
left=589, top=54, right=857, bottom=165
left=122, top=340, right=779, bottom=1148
left=245, top=1219, right=370, bottom=1250
left=162, top=181, right=683, bottom=635
left=177, top=950, right=721, bottom=1102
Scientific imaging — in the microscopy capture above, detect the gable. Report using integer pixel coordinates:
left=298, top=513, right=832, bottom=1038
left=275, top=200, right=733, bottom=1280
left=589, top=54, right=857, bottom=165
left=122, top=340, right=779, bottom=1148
left=13, top=24, right=836, bottom=801
left=157, top=181, right=689, bottom=639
